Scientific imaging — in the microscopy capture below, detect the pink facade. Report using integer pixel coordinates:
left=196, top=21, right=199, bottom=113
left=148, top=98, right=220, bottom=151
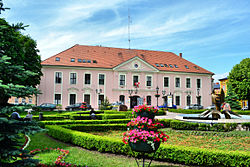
left=38, top=56, right=213, bottom=109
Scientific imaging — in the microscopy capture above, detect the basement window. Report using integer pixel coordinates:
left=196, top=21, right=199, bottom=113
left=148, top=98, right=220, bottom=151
left=55, top=57, right=60, bottom=61
left=71, top=58, right=75, bottom=62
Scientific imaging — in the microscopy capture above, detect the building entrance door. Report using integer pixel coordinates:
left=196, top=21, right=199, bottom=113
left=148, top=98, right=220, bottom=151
left=130, top=95, right=140, bottom=109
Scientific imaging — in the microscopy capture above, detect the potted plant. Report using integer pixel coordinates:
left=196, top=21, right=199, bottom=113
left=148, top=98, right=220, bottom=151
left=127, top=116, right=164, bottom=131
left=133, top=105, right=158, bottom=119
left=122, top=129, right=168, bottom=153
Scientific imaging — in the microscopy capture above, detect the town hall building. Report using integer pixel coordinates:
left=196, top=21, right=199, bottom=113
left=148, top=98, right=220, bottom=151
left=38, top=44, right=214, bottom=110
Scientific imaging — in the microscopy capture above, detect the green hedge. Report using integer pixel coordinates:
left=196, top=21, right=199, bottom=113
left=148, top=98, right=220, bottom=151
left=39, top=119, right=131, bottom=128
left=63, top=124, right=127, bottom=132
left=103, top=114, right=126, bottom=119
left=46, top=125, right=250, bottom=167
left=33, top=115, right=65, bottom=121
left=167, top=109, right=250, bottom=115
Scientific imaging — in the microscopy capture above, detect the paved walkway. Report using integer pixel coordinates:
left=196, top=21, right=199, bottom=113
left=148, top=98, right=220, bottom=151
left=155, top=111, right=181, bottom=119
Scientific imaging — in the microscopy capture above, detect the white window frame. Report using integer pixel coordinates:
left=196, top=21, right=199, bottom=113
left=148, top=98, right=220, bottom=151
left=69, top=72, right=77, bottom=85
left=186, top=95, right=192, bottom=106
left=84, top=72, right=92, bottom=85
left=119, top=74, right=126, bottom=86
left=163, top=76, right=169, bottom=88
left=68, top=93, right=77, bottom=105
left=98, top=73, right=105, bottom=85
left=186, top=77, right=191, bottom=88
left=196, top=78, right=202, bottom=89
left=54, top=93, right=62, bottom=105
left=175, top=95, right=181, bottom=106
left=83, top=93, right=91, bottom=105
left=145, top=75, right=153, bottom=87
left=175, top=77, right=181, bottom=88
left=132, top=74, right=140, bottom=87
left=55, top=71, right=63, bottom=84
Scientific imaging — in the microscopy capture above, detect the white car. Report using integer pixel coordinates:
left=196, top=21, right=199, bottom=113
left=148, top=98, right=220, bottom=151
left=241, top=106, right=248, bottom=111
left=206, top=105, right=216, bottom=110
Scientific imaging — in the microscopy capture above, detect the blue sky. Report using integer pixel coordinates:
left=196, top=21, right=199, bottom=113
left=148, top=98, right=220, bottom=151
left=1, top=0, right=250, bottom=82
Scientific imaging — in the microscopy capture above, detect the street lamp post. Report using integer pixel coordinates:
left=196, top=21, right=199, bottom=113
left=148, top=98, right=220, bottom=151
left=96, top=89, right=102, bottom=109
left=162, top=90, right=166, bottom=106
left=155, top=86, right=160, bottom=107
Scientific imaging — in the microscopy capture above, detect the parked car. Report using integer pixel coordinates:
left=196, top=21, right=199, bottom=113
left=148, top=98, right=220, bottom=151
left=158, top=104, right=177, bottom=109
left=206, top=105, right=216, bottom=110
left=185, top=104, right=203, bottom=110
left=65, top=102, right=91, bottom=111
left=241, top=106, right=248, bottom=111
left=33, top=103, right=56, bottom=111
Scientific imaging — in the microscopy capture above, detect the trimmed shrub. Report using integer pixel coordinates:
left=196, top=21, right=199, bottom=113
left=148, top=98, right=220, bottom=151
left=242, top=122, right=250, bottom=131
left=102, top=114, right=126, bottom=120
left=33, top=115, right=65, bottom=121
left=46, top=125, right=250, bottom=167
left=63, top=124, right=127, bottom=132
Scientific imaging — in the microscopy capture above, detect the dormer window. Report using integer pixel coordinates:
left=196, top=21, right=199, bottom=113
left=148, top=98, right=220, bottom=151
left=82, top=59, right=86, bottom=63
left=71, top=58, right=75, bottom=62
left=174, top=64, right=178, bottom=68
left=55, top=57, right=60, bottom=61
left=194, top=66, right=199, bottom=70
left=155, top=64, right=160, bottom=67
left=169, top=64, right=173, bottom=68
left=93, top=60, right=97, bottom=63
left=78, top=59, right=82, bottom=63
left=164, top=64, right=168, bottom=67
left=87, top=60, right=91, bottom=63
left=160, top=64, right=164, bottom=67
left=185, top=65, right=189, bottom=69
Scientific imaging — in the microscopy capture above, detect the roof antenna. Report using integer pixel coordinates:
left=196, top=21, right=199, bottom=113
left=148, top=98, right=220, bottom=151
left=128, top=1, right=131, bottom=49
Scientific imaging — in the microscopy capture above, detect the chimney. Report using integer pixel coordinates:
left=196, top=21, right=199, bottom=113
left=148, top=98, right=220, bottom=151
left=179, top=53, right=182, bottom=58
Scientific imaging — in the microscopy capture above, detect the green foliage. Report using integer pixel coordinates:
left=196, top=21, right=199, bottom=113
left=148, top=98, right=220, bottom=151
left=63, top=124, right=127, bottom=132
left=46, top=125, right=250, bottom=167
left=225, top=84, right=241, bottom=110
left=100, top=97, right=112, bottom=110
left=228, top=58, right=250, bottom=104
left=168, top=108, right=206, bottom=114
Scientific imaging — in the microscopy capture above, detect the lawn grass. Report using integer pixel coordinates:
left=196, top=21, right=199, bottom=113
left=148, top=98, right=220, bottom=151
left=26, top=132, right=180, bottom=167
left=89, top=128, right=250, bottom=152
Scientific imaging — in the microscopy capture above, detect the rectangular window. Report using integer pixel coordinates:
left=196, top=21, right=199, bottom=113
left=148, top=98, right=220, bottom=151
left=186, top=96, right=191, bottom=106
left=28, top=98, right=32, bottom=104
left=98, top=95, right=104, bottom=105
left=69, top=94, right=76, bottom=105
left=99, top=74, right=105, bottom=85
left=119, top=95, right=125, bottom=104
left=146, top=76, right=152, bottom=87
left=133, top=76, right=139, bottom=86
left=175, top=78, right=180, bottom=88
left=55, top=57, right=60, bottom=61
left=186, top=78, right=191, bottom=88
left=120, top=75, right=125, bottom=86
left=164, top=77, right=169, bottom=87
left=55, top=72, right=62, bottom=84
left=22, top=98, right=26, bottom=103
left=197, top=96, right=201, bottom=105
left=84, top=94, right=90, bottom=105
left=147, top=96, right=151, bottom=106
left=54, top=94, right=61, bottom=105
left=70, top=73, right=77, bottom=84
left=85, top=74, right=91, bottom=85
left=197, top=79, right=201, bottom=88
left=176, top=96, right=180, bottom=106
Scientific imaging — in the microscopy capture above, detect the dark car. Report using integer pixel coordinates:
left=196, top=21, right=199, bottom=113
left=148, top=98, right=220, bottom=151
left=65, top=102, right=91, bottom=111
left=158, top=104, right=177, bottom=109
left=187, top=104, right=203, bottom=110
left=33, top=103, right=56, bottom=111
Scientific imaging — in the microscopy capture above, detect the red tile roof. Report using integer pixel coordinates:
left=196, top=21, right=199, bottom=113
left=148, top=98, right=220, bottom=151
left=42, top=44, right=213, bottom=74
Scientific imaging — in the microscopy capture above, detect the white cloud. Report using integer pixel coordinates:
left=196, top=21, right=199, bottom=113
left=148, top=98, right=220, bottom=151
left=213, top=72, right=229, bottom=83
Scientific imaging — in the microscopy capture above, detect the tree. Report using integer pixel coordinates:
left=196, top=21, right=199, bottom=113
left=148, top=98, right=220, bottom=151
left=0, top=2, right=43, bottom=166
left=0, top=17, right=42, bottom=105
left=228, top=58, right=250, bottom=109
left=224, top=84, right=241, bottom=110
